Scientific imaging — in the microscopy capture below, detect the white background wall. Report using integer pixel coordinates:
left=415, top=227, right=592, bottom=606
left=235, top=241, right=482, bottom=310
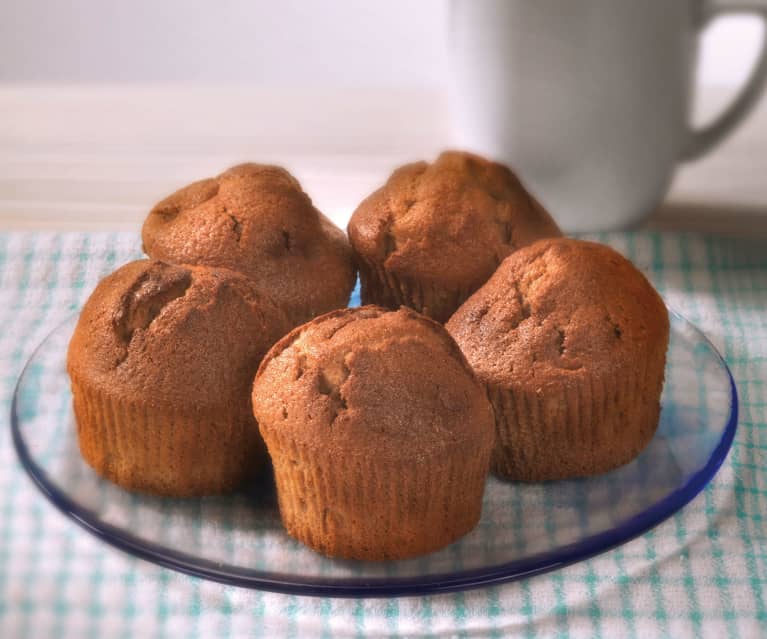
left=0, top=0, right=763, bottom=90
left=0, top=0, right=447, bottom=87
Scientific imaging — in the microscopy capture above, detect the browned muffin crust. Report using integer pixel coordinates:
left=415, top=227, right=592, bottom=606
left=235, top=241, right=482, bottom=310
left=446, top=238, right=669, bottom=481
left=142, top=163, right=356, bottom=326
left=253, top=305, right=495, bottom=560
left=67, top=259, right=291, bottom=496
left=347, top=150, right=561, bottom=322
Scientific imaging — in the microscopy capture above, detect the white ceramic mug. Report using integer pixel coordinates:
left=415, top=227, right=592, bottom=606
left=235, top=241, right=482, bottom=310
left=448, top=0, right=767, bottom=232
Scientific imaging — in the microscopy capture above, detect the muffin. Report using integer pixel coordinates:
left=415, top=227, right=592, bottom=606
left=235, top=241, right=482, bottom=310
left=446, top=238, right=669, bottom=481
left=252, top=306, right=495, bottom=560
left=347, top=150, right=561, bottom=322
left=67, top=260, right=291, bottom=496
left=142, top=163, right=356, bottom=326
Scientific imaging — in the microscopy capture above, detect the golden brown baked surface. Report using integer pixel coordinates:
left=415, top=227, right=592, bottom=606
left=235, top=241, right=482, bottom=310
left=446, top=238, right=669, bottom=480
left=254, top=305, right=491, bottom=456
left=347, top=150, right=561, bottom=322
left=142, top=163, right=356, bottom=326
left=67, top=259, right=291, bottom=495
left=253, top=305, right=495, bottom=559
left=446, top=238, right=669, bottom=388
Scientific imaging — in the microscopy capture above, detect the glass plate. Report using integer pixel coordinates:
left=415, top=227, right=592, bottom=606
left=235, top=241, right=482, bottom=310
left=11, top=303, right=737, bottom=597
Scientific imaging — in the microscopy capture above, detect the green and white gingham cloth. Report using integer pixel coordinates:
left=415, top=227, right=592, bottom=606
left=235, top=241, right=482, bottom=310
left=0, top=230, right=764, bottom=639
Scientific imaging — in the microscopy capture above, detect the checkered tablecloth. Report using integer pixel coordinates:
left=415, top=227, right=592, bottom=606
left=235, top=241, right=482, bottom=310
left=0, top=230, right=764, bottom=638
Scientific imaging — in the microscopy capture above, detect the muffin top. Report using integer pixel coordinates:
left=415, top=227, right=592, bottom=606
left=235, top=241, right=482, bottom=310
left=67, top=260, right=291, bottom=412
left=348, top=150, right=561, bottom=291
left=253, top=305, right=494, bottom=461
left=445, top=238, right=669, bottom=389
left=142, top=163, right=356, bottom=324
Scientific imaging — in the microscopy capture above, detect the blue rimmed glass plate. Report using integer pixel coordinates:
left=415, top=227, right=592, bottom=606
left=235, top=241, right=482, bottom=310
left=11, top=302, right=737, bottom=597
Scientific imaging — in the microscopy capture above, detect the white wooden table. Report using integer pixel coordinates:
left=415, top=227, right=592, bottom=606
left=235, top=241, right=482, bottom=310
left=1, top=86, right=766, bottom=234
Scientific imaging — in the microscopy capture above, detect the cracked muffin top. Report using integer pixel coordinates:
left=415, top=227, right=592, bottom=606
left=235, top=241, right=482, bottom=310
left=67, top=259, right=291, bottom=412
left=445, top=238, right=669, bottom=388
left=142, top=163, right=356, bottom=326
left=252, top=305, right=494, bottom=460
left=347, top=150, right=561, bottom=293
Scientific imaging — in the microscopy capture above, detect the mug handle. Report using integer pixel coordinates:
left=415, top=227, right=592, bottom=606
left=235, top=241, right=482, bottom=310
left=682, top=0, right=767, bottom=161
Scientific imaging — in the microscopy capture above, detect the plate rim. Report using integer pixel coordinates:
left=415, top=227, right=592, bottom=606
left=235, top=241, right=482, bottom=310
left=10, top=308, right=739, bottom=598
